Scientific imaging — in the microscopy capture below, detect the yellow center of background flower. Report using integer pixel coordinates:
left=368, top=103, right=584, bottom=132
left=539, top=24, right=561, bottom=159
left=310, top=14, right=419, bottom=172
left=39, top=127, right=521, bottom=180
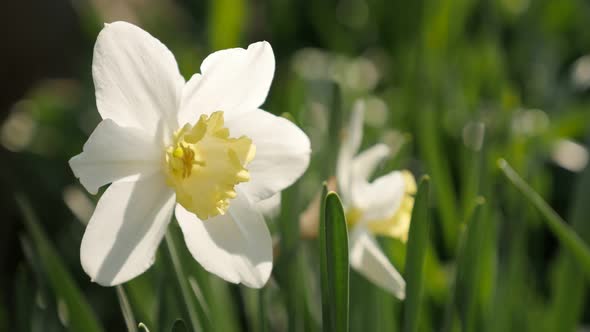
left=165, top=111, right=255, bottom=220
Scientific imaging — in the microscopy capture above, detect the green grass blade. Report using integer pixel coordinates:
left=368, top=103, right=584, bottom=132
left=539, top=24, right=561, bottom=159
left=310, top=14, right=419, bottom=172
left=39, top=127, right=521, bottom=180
left=275, top=177, right=311, bottom=332
left=258, top=288, right=268, bottom=332
left=164, top=229, right=204, bottom=332
left=208, top=0, right=245, bottom=50
left=14, top=265, right=35, bottom=332
left=498, top=159, right=590, bottom=277
left=18, top=235, right=64, bottom=330
left=117, top=286, right=138, bottom=332
left=198, top=278, right=239, bottom=332
left=320, top=191, right=350, bottom=332
left=442, top=199, right=486, bottom=332
left=548, top=148, right=590, bottom=331
left=124, top=275, right=157, bottom=329
left=171, top=319, right=188, bottom=332
left=318, top=183, right=331, bottom=331
left=454, top=199, right=486, bottom=332
left=403, top=176, right=431, bottom=332
left=15, top=194, right=105, bottom=332
left=418, top=109, right=458, bottom=254
left=154, top=249, right=174, bottom=331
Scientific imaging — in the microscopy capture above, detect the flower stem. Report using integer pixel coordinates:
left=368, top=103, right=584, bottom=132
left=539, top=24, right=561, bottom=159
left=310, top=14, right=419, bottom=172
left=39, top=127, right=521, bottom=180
left=116, top=285, right=137, bottom=332
left=165, top=231, right=202, bottom=332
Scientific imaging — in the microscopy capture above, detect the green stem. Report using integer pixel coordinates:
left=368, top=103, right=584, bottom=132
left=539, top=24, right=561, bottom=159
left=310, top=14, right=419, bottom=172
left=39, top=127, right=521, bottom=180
left=165, top=232, right=202, bottom=332
left=498, top=159, right=590, bottom=278
left=116, top=286, right=138, bottom=332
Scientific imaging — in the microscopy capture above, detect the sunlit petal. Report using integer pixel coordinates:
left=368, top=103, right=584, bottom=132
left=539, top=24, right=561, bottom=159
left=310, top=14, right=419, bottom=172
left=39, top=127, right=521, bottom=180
left=80, top=175, right=175, bottom=286
left=351, top=170, right=406, bottom=217
left=93, top=21, right=184, bottom=137
left=349, top=226, right=405, bottom=299
left=179, top=42, right=275, bottom=126
left=176, top=190, right=272, bottom=288
left=69, top=119, right=161, bottom=194
left=228, top=109, right=311, bottom=202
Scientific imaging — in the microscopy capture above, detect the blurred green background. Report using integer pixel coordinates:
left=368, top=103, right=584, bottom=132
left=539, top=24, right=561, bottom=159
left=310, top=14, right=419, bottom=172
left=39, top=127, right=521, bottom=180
left=1, top=0, right=590, bottom=331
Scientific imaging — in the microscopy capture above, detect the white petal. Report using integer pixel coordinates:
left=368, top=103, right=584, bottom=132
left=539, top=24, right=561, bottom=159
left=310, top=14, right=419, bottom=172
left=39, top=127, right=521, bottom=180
left=351, top=171, right=406, bottom=220
left=69, top=119, right=162, bottom=195
left=93, top=21, right=184, bottom=137
left=176, top=191, right=272, bottom=288
left=337, top=100, right=365, bottom=205
left=256, top=192, right=281, bottom=219
left=351, top=143, right=390, bottom=183
left=178, top=41, right=275, bottom=126
left=80, top=175, right=175, bottom=286
left=345, top=100, right=365, bottom=157
left=227, top=109, right=311, bottom=202
left=349, top=226, right=405, bottom=299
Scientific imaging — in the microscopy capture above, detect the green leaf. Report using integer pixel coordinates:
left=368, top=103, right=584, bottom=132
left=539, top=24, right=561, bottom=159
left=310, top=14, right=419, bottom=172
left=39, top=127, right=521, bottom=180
left=454, top=199, right=486, bottom=332
left=171, top=319, right=188, bottom=332
left=16, top=237, right=65, bottom=331
left=208, top=0, right=246, bottom=50
left=258, top=288, right=268, bottom=332
left=417, top=107, right=458, bottom=254
left=164, top=227, right=208, bottom=332
left=403, top=176, right=431, bottom=332
left=198, top=277, right=239, bottom=332
left=320, top=191, right=349, bottom=332
left=318, top=183, right=330, bottom=331
left=275, top=178, right=306, bottom=332
left=117, top=285, right=138, bottom=332
left=548, top=147, right=590, bottom=331
left=15, top=194, right=105, bottom=332
left=124, top=274, right=157, bottom=329
left=14, top=264, right=36, bottom=332
left=498, top=159, right=590, bottom=278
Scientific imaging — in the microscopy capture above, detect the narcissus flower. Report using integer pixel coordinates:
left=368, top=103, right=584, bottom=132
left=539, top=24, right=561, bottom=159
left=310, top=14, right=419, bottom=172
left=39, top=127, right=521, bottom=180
left=337, top=101, right=416, bottom=299
left=69, top=22, right=310, bottom=287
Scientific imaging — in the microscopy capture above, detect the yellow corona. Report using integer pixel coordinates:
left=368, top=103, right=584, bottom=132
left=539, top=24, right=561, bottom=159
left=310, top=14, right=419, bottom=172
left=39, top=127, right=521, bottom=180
left=165, top=111, right=256, bottom=220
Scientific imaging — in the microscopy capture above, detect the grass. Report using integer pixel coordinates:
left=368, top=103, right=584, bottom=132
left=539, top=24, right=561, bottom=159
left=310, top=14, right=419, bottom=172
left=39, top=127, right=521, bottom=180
left=3, top=0, right=590, bottom=331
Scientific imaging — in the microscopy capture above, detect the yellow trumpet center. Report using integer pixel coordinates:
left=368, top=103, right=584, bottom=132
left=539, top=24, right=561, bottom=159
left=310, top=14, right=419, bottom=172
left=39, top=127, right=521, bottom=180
left=164, top=111, right=255, bottom=220
left=346, top=170, right=417, bottom=243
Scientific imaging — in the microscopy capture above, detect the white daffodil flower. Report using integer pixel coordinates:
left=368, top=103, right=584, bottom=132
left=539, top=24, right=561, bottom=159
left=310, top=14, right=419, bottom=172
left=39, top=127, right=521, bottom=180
left=69, top=22, right=310, bottom=288
left=337, top=100, right=416, bottom=299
